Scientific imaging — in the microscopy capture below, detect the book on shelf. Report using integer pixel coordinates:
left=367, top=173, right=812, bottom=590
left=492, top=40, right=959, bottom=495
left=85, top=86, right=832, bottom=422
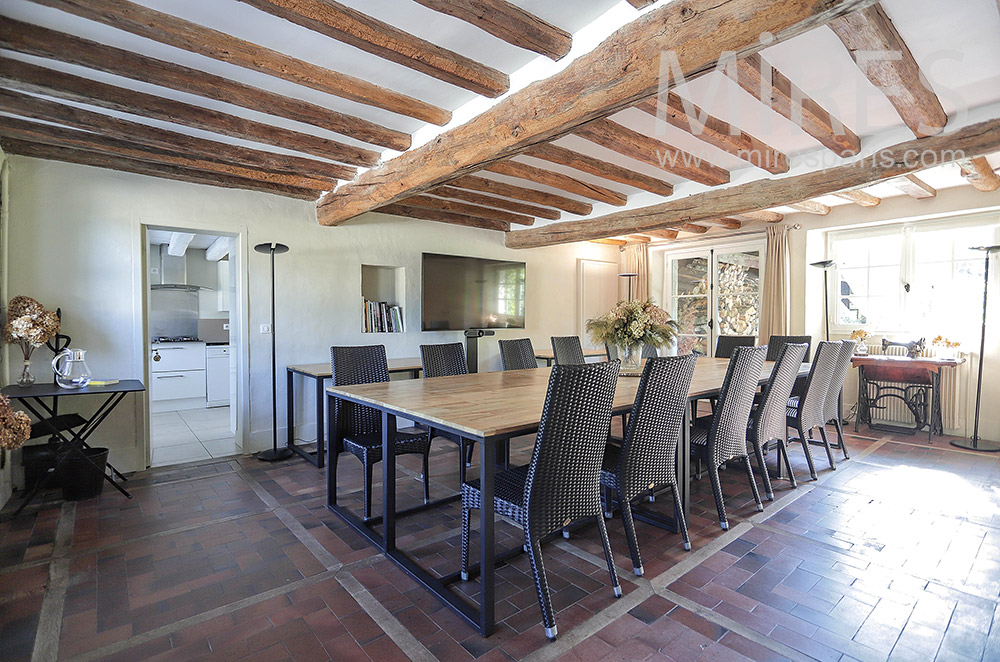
left=363, top=299, right=404, bottom=333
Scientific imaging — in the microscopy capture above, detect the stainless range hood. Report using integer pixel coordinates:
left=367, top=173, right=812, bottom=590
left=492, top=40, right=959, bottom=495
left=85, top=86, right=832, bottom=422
left=151, top=244, right=210, bottom=291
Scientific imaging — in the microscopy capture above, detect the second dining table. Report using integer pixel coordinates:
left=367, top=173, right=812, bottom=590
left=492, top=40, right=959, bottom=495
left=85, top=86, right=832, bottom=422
left=326, top=357, right=807, bottom=637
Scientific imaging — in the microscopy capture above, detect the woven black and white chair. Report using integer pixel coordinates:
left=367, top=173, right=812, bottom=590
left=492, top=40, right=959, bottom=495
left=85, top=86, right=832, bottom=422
left=601, top=355, right=698, bottom=575
left=499, top=338, right=537, bottom=370
left=420, top=342, right=476, bottom=482
left=330, top=345, right=432, bottom=521
left=550, top=336, right=586, bottom=365
left=715, top=335, right=756, bottom=359
left=460, top=361, right=622, bottom=640
left=823, top=340, right=857, bottom=460
left=785, top=340, right=841, bottom=479
left=766, top=335, right=812, bottom=362
left=747, top=342, right=808, bottom=498
left=690, top=345, right=767, bottom=530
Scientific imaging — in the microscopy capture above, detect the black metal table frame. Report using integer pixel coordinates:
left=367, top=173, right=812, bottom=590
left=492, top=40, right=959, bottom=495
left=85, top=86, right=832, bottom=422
left=854, top=365, right=942, bottom=440
left=286, top=364, right=423, bottom=468
left=324, top=388, right=691, bottom=637
left=9, top=389, right=135, bottom=518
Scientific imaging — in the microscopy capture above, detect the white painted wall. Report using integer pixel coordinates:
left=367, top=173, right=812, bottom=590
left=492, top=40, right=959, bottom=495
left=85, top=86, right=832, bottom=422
left=1, top=156, right=617, bottom=501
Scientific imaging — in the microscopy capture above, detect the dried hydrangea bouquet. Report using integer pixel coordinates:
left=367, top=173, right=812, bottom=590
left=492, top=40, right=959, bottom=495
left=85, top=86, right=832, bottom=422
left=3, top=295, right=61, bottom=387
left=586, top=299, right=678, bottom=370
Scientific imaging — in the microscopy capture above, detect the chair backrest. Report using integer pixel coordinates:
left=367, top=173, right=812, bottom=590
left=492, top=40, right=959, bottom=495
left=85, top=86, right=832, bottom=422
left=751, top=342, right=808, bottom=445
left=766, top=335, right=812, bottom=362
left=617, top=355, right=698, bottom=500
left=796, top=341, right=841, bottom=430
left=330, top=345, right=389, bottom=443
left=499, top=338, right=537, bottom=370
left=715, top=335, right=756, bottom=359
left=420, top=342, right=468, bottom=378
left=708, top=345, right=767, bottom=465
left=823, top=340, right=857, bottom=422
left=550, top=336, right=586, bottom=365
left=524, top=361, right=620, bottom=538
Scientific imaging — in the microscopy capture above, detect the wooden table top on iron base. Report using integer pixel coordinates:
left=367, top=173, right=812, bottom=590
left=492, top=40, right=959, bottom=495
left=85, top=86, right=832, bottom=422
left=850, top=354, right=964, bottom=374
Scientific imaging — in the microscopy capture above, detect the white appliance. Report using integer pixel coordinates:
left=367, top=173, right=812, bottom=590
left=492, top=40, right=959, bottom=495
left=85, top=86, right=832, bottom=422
left=206, top=345, right=231, bottom=408
left=150, top=341, right=206, bottom=412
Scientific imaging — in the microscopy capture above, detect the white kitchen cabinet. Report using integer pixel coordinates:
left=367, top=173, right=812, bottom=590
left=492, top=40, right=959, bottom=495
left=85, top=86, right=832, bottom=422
left=151, top=342, right=205, bottom=372
left=206, top=345, right=230, bottom=407
left=150, top=371, right=206, bottom=401
left=150, top=342, right=206, bottom=411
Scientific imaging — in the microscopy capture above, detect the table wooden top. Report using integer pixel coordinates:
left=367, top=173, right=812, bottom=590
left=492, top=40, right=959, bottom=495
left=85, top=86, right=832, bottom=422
left=850, top=354, right=964, bottom=371
left=287, top=358, right=422, bottom=378
left=328, top=357, right=804, bottom=441
left=533, top=348, right=607, bottom=360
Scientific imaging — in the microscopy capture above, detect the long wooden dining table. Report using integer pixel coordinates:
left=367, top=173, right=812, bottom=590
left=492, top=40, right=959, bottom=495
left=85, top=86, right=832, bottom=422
left=325, top=357, right=806, bottom=637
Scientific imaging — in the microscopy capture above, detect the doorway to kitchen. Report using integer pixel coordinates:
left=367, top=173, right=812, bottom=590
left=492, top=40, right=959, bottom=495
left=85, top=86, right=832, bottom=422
left=144, top=227, right=244, bottom=467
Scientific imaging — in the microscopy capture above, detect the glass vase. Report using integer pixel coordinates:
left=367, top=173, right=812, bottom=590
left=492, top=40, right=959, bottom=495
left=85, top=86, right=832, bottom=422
left=17, top=359, right=35, bottom=387
left=619, top=344, right=641, bottom=371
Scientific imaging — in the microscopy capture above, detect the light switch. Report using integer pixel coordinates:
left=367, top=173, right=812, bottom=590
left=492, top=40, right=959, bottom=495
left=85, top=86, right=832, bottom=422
left=260, top=324, right=271, bottom=334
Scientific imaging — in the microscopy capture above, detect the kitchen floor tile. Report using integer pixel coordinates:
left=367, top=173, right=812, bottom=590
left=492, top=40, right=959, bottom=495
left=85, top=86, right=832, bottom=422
left=151, top=442, right=211, bottom=467
left=192, top=425, right=236, bottom=442
left=151, top=425, right=199, bottom=447
left=151, top=411, right=183, bottom=426
left=180, top=407, right=231, bottom=427
left=202, top=438, right=241, bottom=458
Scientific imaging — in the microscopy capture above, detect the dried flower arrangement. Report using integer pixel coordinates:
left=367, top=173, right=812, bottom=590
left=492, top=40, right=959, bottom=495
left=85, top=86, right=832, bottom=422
left=931, top=335, right=961, bottom=349
left=849, top=329, right=869, bottom=342
left=0, top=395, right=31, bottom=451
left=586, top=299, right=679, bottom=354
left=3, top=295, right=60, bottom=387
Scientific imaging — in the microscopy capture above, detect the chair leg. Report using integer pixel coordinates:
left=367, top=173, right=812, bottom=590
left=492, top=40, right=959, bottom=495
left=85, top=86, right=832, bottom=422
left=364, top=461, right=374, bottom=521
left=465, top=441, right=475, bottom=467
left=743, top=456, right=764, bottom=512
left=619, top=494, right=643, bottom=576
left=526, top=537, right=558, bottom=640
left=778, top=436, right=797, bottom=488
left=818, top=426, right=836, bottom=470
left=751, top=437, right=773, bottom=501
left=835, top=419, right=850, bottom=459
left=695, top=457, right=703, bottom=481
left=595, top=514, right=622, bottom=598
left=797, top=424, right=818, bottom=480
left=422, top=448, right=431, bottom=503
left=458, top=448, right=467, bottom=484
left=707, top=462, right=728, bottom=530
left=603, top=485, right=615, bottom=518
left=670, top=484, right=691, bottom=550
left=460, top=506, right=471, bottom=581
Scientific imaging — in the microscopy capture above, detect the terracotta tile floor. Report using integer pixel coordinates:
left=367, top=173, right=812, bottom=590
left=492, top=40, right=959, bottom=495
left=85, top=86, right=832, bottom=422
left=3, top=422, right=999, bottom=661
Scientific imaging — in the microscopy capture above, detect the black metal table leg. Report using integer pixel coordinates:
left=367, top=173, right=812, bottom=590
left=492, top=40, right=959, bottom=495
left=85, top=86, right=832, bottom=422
left=479, top=437, right=496, bottom=636
left=382, top=412, right=397, bottom=553
left=315, top=376, right=326, bottom=468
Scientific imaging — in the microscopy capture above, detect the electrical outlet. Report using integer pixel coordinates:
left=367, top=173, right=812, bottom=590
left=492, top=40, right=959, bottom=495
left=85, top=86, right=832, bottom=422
left=259, top=324, right=271, bottom=334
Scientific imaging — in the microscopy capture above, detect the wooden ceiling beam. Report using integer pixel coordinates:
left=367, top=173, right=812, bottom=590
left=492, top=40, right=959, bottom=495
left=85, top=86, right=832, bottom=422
left=645, top=230, right=679, bottom=240
left=448, top=176, right=591, bottom=215
left=679, top=223, right=709, bottom=234
left=730, top=211, right=784, bottom=224
left=0, top=19, right=409, bottom=150
left=524, top=143, right=673, bottom=197
left=735, top=53, right=861, bottom=157
left=635, top=94, right=789, bottom=174
left=0, top=87, right=353, bottom=182
left=205, top=237, right=232, bottom=261
left=403, top=195, right=534, bottom=225
left=504, top=116, right=1000, bottom=248
left=1, top=138, right=320, bottom=199
left=485, top=160, right=627, bottom=206
left=30, top=0, right=450, bottom=125
left=318, top=0, right=878, bottom=224
left=790, top=200, right=832, bottom=215
left=829, top=4, right=946, bottom=137
left=590, top=238, right=628, bottom=246
left=0, top=116, right=335, bottom=190
left=429, top=186, right=561, bottom=220
left=833, top=189, right=881, bottom=207
left=891, top=173, right=937, bottom=199
left=626, top=0, right=657, bottom=8
left=958, top=157, right=1000, bottom=192
left=236, top=0, right=507, bottom=96
left=375, top=203, right=510, bottom=231
left=575, top=118, right=730, bottom=186
left=706, top=218, right=743, bottom=229
left=412, top=0, right=572, bottom=61
left=625, top=234, right=651, bottom=243
left=0, top=58, right=376, bottom=167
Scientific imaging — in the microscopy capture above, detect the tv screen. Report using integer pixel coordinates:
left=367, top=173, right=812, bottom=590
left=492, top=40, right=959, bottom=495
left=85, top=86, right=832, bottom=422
left=422, top=253, right=526, bottom=330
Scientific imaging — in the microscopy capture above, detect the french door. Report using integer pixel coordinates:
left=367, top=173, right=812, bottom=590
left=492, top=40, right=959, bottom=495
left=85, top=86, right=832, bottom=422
left=666, top=241, right=765, bottom=356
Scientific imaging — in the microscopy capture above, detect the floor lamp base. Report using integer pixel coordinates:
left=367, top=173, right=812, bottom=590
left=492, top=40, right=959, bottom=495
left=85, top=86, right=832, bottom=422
left=257, top=447, right=294, bottom=462
left=950, top=438, right=1000, bottom=452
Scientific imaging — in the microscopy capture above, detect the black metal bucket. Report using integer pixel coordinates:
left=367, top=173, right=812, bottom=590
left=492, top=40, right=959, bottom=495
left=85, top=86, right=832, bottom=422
left=60, top=448, right=110, bottom=501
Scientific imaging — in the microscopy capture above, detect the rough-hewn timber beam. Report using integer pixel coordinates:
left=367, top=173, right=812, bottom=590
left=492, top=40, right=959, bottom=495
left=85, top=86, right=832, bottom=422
left=375, top=203, right=510, bottom=231
left=448, top=176, right=592, bottom=215
left=411, top=0, right=571, bottom=61
left=679, top=223, right=709, bottom=234
left=30, top=0, right=450, bottom=125
left=706, top=218, right=743, bottom=229
left=732, top=211, right=784, bottom=224
left=735, top=53, right=861, bottom=157
left=430, top=186, right=561, bottom=220
left=829, top=4, right=946, bottom=137
left=318, top=0, right=878, bottom=224
left=485, top=160, right=627, bottom=206
left=0, top=57, right=376, bottom=167
left=1, top=138, right=320, bottom=200
left=958, top=157, right=1000, bottom=192
left=236, top=0, right=507, bottom=96
left=590, top=238, right=628, bottom=246
left=403, top=194, right=534, bottom=225
left=645, top=230, right=679, bottom=240
left=524, top=143, right=674, bottom=197
left=790, top=200, right=832, bottom=215
left=834, top=189, right=881, bottom=207
left=626, top=0, right=656, bottom=8
left=575, top=118, right=730, bottom=186
left=504, top=117, right=1000, bottom=248
left=635, top=94, right=789, bottom=174
left=891, top=173, right=936, bottom=199
left=625, top=234, right=651, bottom=243
left=0, top=87, right=353, bottom=181
left=0, top=18, right=409, bottom=150
left=0, top=116, right=334, bottom=190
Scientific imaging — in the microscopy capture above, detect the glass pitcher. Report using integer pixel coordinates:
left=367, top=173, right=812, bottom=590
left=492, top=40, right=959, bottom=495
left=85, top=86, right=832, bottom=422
left=51, top=348, right=92, bottom=389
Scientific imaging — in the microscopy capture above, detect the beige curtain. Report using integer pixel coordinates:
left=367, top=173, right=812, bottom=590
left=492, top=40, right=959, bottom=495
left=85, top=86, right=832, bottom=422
left=620, top=243, right=649, bottom=302
left=760, top=225, right=790, bottom=341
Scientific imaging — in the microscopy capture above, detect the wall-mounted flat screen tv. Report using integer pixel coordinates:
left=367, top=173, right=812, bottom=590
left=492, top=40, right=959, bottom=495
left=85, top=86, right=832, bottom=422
left=422, top=253, right=526, bottom=330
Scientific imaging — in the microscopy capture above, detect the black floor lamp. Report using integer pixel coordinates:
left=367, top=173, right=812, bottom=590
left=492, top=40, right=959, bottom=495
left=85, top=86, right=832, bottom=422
left=810, top=260, right=836, bottom=341
left=951, top=245, right=1000, bottom=452
left=618, top=272, right=638, bottom=302
left=255, top=242, right=293, bottom=462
